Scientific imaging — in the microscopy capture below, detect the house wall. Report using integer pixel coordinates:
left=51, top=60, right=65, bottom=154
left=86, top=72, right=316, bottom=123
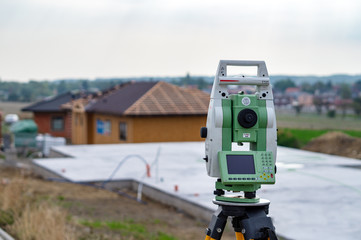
left=33, top=112, right=72, bottom=140
left=83, top=113, right=206, bottom=144
left=298, top=94, right=314, bottom=107
left=86, top=113, right=134, bottom=144
left=132, top=116, right=206, bottom=143
left=71, top=111, right=88, bottom=145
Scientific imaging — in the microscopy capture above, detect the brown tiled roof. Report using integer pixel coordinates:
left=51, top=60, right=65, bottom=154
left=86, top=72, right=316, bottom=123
left=86, top=82, right=158, bottom=115
left=86, top=81, right=209, bottom=116
left=22, top=91, right=90, bottom=112
left=125, top=82, right=209, bottom=116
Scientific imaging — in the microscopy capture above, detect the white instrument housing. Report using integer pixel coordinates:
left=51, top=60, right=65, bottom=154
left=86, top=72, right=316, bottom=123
left=205, top=60, right=277, bottom=178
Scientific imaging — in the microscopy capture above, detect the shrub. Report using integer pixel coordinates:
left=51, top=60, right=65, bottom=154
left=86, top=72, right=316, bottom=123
left=327, top=109, right=336, bottom=118
left=0, top=209, right=14, bottom=227
left=277, top=129, right=301, bottom=148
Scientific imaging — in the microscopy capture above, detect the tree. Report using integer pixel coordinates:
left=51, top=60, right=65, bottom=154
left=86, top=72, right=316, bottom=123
left=339, top=83, right=351, bottom=118
left=340, top=83, right=351, bottom=99
left=182, top=73, right=191, bottom=86
left=8, top=92, right=20, bottom=101
left=292, top=101, right=303, bottom=115
left=352, top=97, right=361, bottom=117
left=313, top=81, right=326, bottom=93
left=313, top=96, right=323, bottom=115
left=20, top=86, right=33, bottom=102
left=300, top=82, right=313, bottom=93
left=274, top=79, right=296, bottom=92
left=325, top=80, right=333, bottom=90
left=57, top=80, right=68, bottom=94
left=196, top=77, right=208, bottom=89
left=354, top=80, right=361, bottom=92
left=81, top=80, right=89, bottom=90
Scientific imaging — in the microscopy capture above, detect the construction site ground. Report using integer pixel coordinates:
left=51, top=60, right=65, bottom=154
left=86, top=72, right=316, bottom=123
left=0, top=165, right=237, bottom=240
left=2, top=130, right=361, bottom=239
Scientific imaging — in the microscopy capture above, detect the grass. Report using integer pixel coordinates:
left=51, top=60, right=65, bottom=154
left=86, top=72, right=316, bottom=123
left=0, top=176, right=75, bottom=240
left=79, top=219, right=177, bottom=240
left=275, top=111, right=361, bottom=148
left=8, top=203, right=74, bottom=240
left=276, top=111, right=361, bottom=130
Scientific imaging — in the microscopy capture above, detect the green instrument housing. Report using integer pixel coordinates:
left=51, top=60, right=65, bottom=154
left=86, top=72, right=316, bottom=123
left=218, top=151, right=275, bottom=185
left=221, top=94, right=268, bottom=152
left=216, top=93, right=276, bottom=203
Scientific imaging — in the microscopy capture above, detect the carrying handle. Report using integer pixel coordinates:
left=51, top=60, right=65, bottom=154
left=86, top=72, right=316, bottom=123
left=216, top=60, right=269, bottom=86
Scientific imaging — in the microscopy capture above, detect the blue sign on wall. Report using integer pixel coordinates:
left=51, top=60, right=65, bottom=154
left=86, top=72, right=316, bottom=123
left=96, top=119, right=104, bottom=134
left=96, top=119, right=111, bottom=135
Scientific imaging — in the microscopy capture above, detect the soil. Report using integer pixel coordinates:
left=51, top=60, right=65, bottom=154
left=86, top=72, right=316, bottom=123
left=302, top=131, right=361, bottom=159
left=0, top=166, right=236, bottom=240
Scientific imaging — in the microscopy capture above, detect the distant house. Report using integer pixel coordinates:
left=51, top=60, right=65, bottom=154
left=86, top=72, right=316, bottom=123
left=298, top=92, right=314, bottom=107
left=285, top=87, right=301, bottom=99
left=23, top=81, right=210, bottom=145
left=274, top=93, right=292, bottom=106
left=22, top=92, right=89, bottom=142
left=71, top=81, right=209, bottom=144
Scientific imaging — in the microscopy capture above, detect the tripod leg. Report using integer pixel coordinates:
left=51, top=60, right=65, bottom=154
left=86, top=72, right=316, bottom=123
left=235, top=232, right=245, bottom=240
left=232, top=208, right=278, bottom=240
left=232, top=217, right=245, bottom=240
left=205, top=206, right=228, bottom=240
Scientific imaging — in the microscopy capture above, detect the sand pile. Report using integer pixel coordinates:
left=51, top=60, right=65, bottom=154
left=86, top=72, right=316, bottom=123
left=303, top=131, right=361, bottom=159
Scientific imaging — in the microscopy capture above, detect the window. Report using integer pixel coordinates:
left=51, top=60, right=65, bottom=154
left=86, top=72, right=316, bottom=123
left=104, top=120, right=111, bottom=135
left=51, top=116, right=64, bottom=131
left=119, top=122, right=127, bottom=141
left=96, top=119, right=111, bottom=136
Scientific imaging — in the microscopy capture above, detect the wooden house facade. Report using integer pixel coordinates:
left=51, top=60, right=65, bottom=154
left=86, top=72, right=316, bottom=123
left=71, top=81, right=209, bottom=144
left=23, top=81, right=209, bottom=145
left=22, top=92, right=87, bottom=142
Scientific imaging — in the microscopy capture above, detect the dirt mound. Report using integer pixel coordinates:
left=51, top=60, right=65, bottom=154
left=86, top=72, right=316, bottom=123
left=303, top=132, right=361, bottom=159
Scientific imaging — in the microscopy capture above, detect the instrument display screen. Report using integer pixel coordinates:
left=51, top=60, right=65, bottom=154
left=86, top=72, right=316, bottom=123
left=226, top=155, right=256, bottom=174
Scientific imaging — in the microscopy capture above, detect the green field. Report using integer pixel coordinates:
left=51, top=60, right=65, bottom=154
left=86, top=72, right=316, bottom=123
left=276, top=111, right=361, bottom=131
left=276, top=112, right=361, bottom=148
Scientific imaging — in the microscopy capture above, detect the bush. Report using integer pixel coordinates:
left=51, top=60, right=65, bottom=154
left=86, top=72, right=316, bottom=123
left=277, top=129, right=301, bottom=148
left=327, top=109, right=336, bottom=118
left=0, top=209, right=14, bottom=227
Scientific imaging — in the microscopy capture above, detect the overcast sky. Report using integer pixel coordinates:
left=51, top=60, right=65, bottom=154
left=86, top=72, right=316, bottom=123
left=1, top=0, right=361, bottom=81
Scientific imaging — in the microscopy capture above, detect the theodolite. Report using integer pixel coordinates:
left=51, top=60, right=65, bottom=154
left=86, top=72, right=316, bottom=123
left=202, top=60, right=278, bottom=240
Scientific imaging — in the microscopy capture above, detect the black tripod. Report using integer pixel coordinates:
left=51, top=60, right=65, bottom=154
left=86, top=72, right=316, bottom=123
left=205, top=200, right=278, bottom=240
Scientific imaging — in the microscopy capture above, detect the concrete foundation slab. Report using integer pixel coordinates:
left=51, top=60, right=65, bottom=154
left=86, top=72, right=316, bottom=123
left=33, top=142, right=361, bottom=240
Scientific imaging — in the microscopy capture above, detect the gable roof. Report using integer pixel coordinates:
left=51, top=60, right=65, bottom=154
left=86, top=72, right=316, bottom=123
left=85, top=81, right=158, bottom=115
left=22, top=92, right=86, bottom=112
left=86, top=81, right=209, bottom=116
left=124, top=81, right=209, bottom=116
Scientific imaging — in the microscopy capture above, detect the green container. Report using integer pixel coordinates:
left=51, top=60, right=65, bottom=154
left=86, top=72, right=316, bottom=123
left=10, top=120, right=38, bottom=148
left=10, top=120, right=38, bottom=133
